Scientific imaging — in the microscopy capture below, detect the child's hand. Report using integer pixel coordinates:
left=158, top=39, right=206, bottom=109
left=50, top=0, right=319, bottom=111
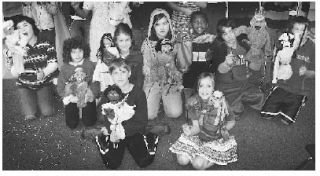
left=225, top=53, right=236, bottom=66
left=182, top=124, right=192, bottom=136
left=64, top=83, right=73, bottom=96
left=299, top=66, right=307, bottom=76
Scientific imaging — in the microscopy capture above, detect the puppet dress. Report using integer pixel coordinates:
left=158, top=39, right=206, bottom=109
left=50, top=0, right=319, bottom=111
left=169, top=95, right=237, bottom=165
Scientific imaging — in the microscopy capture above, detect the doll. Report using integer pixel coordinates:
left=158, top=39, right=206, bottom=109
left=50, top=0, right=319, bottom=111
left=272, top=32, right=295, bottom=84
left=3, top=20, right=28, bottom=77
left=100, top=85, right=136, bottom=146
left=63, top=67, right=95, bottom=108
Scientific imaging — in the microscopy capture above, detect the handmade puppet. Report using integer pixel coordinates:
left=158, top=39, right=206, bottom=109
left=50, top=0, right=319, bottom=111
left=63, top=67, right=95, bottom=108
left=234, top=9, right=272, bottom=71
left=3, top=20, right=28, bottom=77
left=272, top=32, right=295, bottom=84
left=101, top=85, right=136, bottom=145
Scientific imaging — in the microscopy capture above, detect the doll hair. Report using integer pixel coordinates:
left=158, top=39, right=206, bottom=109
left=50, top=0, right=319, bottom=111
left=12, top=15, right=40, bottom=36
left=109, top=58, right=131, bottom=74
left=149, top=13, right=173, bottom=41
left=63, top=36, right=91, bottom=63
left=103, top=84, right=125, bottom=103
left=155, top=38, right=173, bottom=53
left=190, top=11, right=209, bottom=25
left=97, top=33, right=113, bottom=59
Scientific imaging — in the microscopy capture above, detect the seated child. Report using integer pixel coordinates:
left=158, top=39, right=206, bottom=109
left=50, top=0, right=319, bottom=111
left=95, top=59, right=159, bottom=169
left=57, top=36, right=99, bottom=129
left=170, top=72, right=237, bottom=170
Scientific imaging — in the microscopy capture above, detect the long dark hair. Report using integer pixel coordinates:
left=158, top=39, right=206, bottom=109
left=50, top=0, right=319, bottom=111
left=63, top=36, right=90, bottom=63
left=149, top=13, right=172, bottom=41
left=97, top=33, right=113, bottom=60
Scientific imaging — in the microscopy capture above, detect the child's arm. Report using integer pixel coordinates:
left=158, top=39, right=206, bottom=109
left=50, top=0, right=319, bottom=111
left=183, top=120, right=200, bottom=136
left=141, top=39, right=153, bottom=80
left=57, top=67, right=67, bottom=98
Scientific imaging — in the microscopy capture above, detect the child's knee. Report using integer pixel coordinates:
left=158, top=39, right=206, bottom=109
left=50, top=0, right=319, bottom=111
left=165, top=107, right=182, bottom=118
left=192, top=157, right=210, bottom=170
left=40, top=106, right=55, bottom=117
left=177, top=154, right=190, bottom=166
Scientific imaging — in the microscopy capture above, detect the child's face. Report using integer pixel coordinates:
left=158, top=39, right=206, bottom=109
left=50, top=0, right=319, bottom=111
left=292, top=23, right=308, bottom=42
left=192, top=15, right=208, bottom=35
left=221, top=27, right=236, bottom=45
left=154, top=17, right=170, bottom=40
left=70, top=48, right=84, bottom=63
left=116, top=33, right=132, bottom=54
left=198, top=77, right=214, bottom=100
left=16, top=20, right=35, bottom=42
left=111, top=66, right=131, bottom=88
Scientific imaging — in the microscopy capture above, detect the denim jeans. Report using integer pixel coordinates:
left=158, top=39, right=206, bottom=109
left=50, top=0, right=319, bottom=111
left=17, top=85, right=55, bottom=118
left=144, top=82, right=183, bottom=120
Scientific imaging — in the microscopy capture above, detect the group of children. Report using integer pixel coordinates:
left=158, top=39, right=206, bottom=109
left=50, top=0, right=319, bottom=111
left=3, top=6, right=314, bottom=170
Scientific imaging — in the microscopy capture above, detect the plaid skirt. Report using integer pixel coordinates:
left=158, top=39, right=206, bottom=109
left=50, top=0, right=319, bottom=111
left=169, top=134, right=238, bottom=165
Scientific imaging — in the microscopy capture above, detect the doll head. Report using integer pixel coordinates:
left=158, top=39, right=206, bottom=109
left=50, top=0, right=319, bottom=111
left=197, top=72, right=215, bottom=100
left=70, top=67, right=86, bottom=83
left=250, top=9, right=267, bottom=30
left=63, top=36, right=90, bottom=63
left=100, top=33, right=114, bottom=49
left=103, top=84, right=125, bottom=104
left=190, top=11, right=209, bottom=36
left=155, top=38, right=173, bottom=53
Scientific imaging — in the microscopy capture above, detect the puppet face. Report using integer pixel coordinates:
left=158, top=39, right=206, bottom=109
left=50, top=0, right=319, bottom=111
left=198, top=77, right=214, bottom=100
left=103, top=37, right=113, bottom=48
left=154, top=17, right=170, bottom=40
left=107, top=90, right=122, bottom=103
left=72, top=67, right=86, bottom=83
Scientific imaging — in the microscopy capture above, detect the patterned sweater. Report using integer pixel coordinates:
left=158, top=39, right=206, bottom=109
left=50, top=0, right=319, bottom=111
left=16, top=40, right=57, bottom=90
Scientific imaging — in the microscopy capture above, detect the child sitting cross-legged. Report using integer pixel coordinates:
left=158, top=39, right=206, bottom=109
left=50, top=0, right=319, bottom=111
left=170, top=72, right=238, bottom=170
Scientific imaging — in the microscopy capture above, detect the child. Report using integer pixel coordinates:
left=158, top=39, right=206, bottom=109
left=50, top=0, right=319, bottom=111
left=210, top=18, right=265, bottom=119
left=57, top=36, right=99, bottom=129
left=95, top=59, right=159, bottom=169
left=182, top=11, right=216, bottom=100
left=141, top=8, right=183, bottom=120
left=3, top=15, right=58, bottom=120
left=93, top=33, right=119, bottom=93
left=170, top=72, right=237, bottom=170
left=261, top=16, right=314, bottom=125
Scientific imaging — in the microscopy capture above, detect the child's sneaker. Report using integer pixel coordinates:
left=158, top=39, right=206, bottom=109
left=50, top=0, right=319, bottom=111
left=143, top=133, right=159, bottom=155
left=95, top=134, right=111, bottom=155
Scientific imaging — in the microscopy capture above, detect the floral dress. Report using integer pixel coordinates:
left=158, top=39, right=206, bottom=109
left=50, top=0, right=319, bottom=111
left=169, top=95, right=238, bottom=165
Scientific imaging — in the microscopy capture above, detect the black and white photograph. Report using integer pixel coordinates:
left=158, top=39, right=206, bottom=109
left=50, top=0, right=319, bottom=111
left=1, top=1, right=316, bottom=173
